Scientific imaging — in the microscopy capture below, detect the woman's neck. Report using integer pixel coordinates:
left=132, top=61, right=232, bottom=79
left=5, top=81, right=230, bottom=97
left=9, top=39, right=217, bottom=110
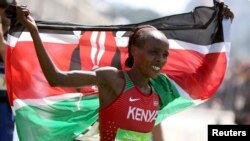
left=127, top=69, right=150, bottom=88
left=127, top=69, right=152, bottom=95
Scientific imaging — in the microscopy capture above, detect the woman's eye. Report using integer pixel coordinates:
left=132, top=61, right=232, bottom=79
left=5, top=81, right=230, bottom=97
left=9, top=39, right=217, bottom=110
left=151, top=51, right=158, bottom=55
left=163, top=53, right=169, bottom=58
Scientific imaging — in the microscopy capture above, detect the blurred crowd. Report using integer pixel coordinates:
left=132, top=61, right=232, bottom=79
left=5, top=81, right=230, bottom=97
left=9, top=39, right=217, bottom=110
left=205, top=60, right=250, bottom=124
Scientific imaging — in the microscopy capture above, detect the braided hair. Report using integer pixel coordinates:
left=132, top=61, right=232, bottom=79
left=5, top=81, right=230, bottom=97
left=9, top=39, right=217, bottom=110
left=125, top=25, right=157, bottom=68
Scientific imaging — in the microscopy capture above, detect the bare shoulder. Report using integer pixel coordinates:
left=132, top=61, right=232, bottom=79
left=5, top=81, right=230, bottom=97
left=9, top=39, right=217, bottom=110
left=95, top=66, right=118, bottom=72
left=95, top=66, right=124, bottom=93
left=95, top=66, right=119, bottom=76
left=95, top=66, right=123, bottom=81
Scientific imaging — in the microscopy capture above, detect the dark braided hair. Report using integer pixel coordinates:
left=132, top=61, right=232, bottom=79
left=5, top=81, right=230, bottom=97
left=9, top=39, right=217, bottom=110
left=125, top=25, right=157, bottom=68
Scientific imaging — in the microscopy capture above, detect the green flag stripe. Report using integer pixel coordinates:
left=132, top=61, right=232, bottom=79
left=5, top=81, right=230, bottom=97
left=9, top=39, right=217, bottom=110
left=15, top=97, right=99, bottom=141
left=150, top=74, right=195, bottom=124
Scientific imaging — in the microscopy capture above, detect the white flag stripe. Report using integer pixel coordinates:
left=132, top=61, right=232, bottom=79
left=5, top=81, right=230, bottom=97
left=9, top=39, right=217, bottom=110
left=90, top=32, right=99, bottom=65
left=169, top=39, right=231, bottom=54
left=115, top=37, right=129, bottom=47
left=73, top=30, right=82, bottom=39
left=18, top=32, right=79, bottom=44
left=11, top=32, right=230, bottom=55
left=115, top=31, right=129, bottom=47
left=13, top=93, right=84, bottom=112
left=97, top=32, right=106, bottom=65
left=7, top=34, right=19, bottom=47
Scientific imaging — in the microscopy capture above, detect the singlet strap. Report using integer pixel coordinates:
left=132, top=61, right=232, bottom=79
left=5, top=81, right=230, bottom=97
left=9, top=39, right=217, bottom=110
left=123, top=71, right=134, bottom=92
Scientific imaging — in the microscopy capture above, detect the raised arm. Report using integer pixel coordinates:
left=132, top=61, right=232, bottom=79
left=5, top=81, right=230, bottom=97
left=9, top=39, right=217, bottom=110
left=16, top=6, right=98, bottom=87
left=0, top=0, right=17, bottom=61
left=0, top=8, right=8, bottom=61
left=0, top=16, right=6, bottom=61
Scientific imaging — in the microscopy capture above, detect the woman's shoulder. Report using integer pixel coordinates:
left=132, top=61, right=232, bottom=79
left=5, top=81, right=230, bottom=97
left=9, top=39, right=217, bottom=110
left=95, top=67, right=124, bottom=95
left=95, top=66, right=124, bottom=81
left=94, top=66, right=120, bottom=76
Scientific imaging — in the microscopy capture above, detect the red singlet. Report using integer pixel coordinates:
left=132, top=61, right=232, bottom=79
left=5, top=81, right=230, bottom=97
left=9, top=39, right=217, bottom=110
left=99, top=71, right=160, bottom=141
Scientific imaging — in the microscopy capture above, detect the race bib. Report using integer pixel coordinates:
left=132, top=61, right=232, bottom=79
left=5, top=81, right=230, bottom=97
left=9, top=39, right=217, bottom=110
left=115, top=128, right=151, bottom=141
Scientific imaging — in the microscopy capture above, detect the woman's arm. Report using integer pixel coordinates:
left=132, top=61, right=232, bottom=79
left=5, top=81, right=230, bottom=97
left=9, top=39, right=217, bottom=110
left=16, top=6, right=98, bottom=87
left=0, top=17, right=6, bottom=61
left=0, top=1, right=16, bottom=62
left=0, top=8, right=7, bottom=61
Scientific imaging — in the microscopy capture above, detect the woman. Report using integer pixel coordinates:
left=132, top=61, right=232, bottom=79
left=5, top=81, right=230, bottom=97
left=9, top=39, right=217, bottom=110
left=17, top=6, right=169, bottom=141
left=16, top=3, right=234, bottom=140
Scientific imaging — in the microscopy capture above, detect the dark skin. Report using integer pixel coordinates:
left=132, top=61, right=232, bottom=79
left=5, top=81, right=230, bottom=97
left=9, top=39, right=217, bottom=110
left=16, top=6, right=169, bottom=108
left=0, top=0, right=17, bottom=60
left=0, top=8, right=7, bottom=60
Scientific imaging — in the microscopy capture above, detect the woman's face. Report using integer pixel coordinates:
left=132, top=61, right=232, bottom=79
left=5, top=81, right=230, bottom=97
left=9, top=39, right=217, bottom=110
left=133, top=30, right=169, bottom=78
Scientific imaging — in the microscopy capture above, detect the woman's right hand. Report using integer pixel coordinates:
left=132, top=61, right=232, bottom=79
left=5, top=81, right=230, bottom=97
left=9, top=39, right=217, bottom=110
left=16, top=6, right=38, bottom=32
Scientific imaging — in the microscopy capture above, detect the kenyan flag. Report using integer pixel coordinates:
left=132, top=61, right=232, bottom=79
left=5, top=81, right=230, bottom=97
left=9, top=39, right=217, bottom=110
left=5, top=1, right=231, bottom=141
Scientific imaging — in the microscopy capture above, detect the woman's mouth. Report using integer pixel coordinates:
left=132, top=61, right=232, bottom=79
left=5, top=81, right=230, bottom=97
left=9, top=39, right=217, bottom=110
left=152, top=66, right=160, bottom=72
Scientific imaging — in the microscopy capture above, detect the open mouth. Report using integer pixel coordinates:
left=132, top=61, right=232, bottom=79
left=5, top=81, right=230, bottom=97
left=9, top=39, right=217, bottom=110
left=152, top=66, right=160, bottom=72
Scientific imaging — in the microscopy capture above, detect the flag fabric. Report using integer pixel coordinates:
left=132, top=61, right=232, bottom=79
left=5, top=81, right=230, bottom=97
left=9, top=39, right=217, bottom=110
left=5, top=1, right=231, bottom=141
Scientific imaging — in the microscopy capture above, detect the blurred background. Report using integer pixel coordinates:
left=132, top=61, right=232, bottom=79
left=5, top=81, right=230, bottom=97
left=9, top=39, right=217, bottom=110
left=13, top=0, right=250, bottom=140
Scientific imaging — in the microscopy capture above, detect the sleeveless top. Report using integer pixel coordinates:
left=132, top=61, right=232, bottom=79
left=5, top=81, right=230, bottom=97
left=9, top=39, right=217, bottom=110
left=99, top=71, right=160, bottom=141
